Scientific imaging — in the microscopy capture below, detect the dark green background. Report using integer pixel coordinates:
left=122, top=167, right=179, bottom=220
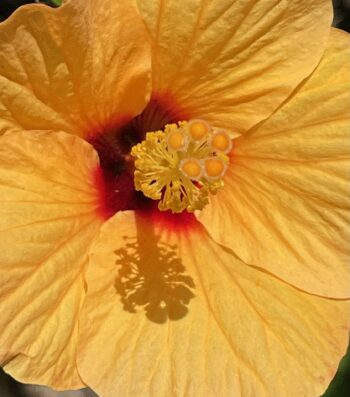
left=0, top=1, right=349, bottom=396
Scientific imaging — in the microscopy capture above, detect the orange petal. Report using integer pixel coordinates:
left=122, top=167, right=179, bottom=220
left=136, top=0, right=332, bottom=131
left=197, top=29, right=350, bottom=298
left=0, top=0, right=151, bottom=137
left=0, top=130, right=103, bottom=389
left=77, top=211, right=349, bottom=397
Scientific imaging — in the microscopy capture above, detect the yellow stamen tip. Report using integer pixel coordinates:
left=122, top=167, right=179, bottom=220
left=131, top=121, right=228, bottom=213
left=189, top=119, right=211, bottom=141
left=204, top=157, right=227, bottom=179
left=180, top=158, right=203, bottom=179
left=167, top=130, right=188, bottom=151
left=211, top=131, right=232, bottom=153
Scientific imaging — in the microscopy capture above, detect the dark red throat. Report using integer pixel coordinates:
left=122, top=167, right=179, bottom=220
left=89, top=93, right=193, bottom=223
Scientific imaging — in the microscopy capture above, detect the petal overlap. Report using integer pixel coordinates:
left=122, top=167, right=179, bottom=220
left=0, top=130, right=103, bottom=389
left=197, top=29, right=350, bottom=298
left=0, top=0, right=151, bottom=137
left=77, top=211, right=349, bottom=397
left=136, top=0, right=332, bottom=131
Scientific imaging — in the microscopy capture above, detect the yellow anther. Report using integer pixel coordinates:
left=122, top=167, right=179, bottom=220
left=131, top=121, right=229, bottom=213
left=180, top=158, right=203, bottom=179
left=167, top=130, right=188, bottom=151
left=188, top=119, right=211, bottom=141
left=204, top=157, right=227, bottom=179
left=211, top=131, right=232, bottom=153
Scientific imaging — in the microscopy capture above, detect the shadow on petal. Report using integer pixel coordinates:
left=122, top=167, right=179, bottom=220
left=114, top=214, right=195, bottom=324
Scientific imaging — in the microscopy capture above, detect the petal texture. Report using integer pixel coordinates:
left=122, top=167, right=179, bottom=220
left=0, top=131, right=103, bottom=389
left=198, top=29, right=350, bottom=298
left=77, top=211, right=349, bottom=397
left=0, top=0, right=151, bottom=137
left=137, top=0, right=332, bottom=131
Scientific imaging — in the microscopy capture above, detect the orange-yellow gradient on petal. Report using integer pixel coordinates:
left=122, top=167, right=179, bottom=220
left=0, top=0, right=151, bottom=137
left=136, top=0, right=332, bottom=131
left=0, top=131, right=103, bottom=389
left=77, top=211, right=350, bottom=397
left=198, top=28, right=350, bottom=298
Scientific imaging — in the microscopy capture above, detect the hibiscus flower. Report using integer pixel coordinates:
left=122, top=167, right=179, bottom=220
left=0, top=0, right=349, bottom=396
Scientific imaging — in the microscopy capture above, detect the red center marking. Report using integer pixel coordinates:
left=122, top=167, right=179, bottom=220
left=149, top=205, right=199, bottom=233
left=89, top=92, right=197, bottom=231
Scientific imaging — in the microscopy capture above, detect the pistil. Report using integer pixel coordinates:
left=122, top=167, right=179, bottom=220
left=131, top=120, right=232, bottom=213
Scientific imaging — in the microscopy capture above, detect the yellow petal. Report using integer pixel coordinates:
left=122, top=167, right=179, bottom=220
left=77, top=211, right=349, bottom=397
left=136, top=0, right=332, bottom=131
left=197, top=29, right=350, bottom=298
left=0, top=131, right=103, bottom=389
left=0, top=0, right=151, bottom=137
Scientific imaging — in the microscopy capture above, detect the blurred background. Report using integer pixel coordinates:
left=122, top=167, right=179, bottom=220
left=0, top=0, right=349, bottom=396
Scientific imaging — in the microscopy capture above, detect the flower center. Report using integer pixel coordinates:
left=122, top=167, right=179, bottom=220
left=131, top=120, right=232, bottom=213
